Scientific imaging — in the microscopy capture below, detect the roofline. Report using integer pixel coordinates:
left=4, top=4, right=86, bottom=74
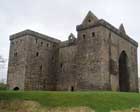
left=76, top=19, right=138, bottom=47
left=10, top=29, right=61, bottom=43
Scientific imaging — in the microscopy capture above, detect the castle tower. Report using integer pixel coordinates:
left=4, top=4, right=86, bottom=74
left=76, top=11, right=138, bottom=92
left=7, top=30, right=60, bottom=90
left=75, top=11, right=109, bottom=90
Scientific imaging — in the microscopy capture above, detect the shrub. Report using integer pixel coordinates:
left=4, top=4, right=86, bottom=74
left=0, top=83, right=7, bottom=90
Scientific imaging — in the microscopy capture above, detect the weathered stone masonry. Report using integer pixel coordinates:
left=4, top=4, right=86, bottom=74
left=7, top=11, right=138, bottom=92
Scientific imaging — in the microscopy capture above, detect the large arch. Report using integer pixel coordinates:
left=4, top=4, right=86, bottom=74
left=119, top=51, right=130, bottom=92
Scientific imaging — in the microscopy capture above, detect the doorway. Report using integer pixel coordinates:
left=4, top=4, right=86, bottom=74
left=119, top=51, right=129, bottom=92
left=71, top=86, right=74, bottom=92
left=13, top=87, right=19, bottom=91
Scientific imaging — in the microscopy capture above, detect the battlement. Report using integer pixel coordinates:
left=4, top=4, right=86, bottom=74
left=10, top=29, right=60, bottom=43
left=76, top=11, right=138, bottom=47
left=77, top=19, right=138, bottom=47
left=59, top=33, right=77, bottom=48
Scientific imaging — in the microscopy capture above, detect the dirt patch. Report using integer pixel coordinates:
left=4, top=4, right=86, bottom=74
left=1, top=100, right=140, bottom=112
left=0, top=100, right=40, bottom=112
left=111, top=108, right=140, bottom=112
left=0, top=100, right=94, bottom=112
left=46, top=107, right=94, bottom=112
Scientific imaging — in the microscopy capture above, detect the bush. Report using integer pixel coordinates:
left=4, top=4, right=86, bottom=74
left=0, top=83, right=7, bottom=90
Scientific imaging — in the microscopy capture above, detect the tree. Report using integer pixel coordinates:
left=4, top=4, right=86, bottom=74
left=0, top=55, right=7, bottom=84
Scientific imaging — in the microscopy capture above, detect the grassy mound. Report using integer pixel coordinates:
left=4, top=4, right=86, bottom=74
left=0, top=91, right=140, bottom=112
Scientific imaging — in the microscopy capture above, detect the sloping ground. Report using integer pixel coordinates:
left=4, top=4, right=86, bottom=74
left=0, top=100, right=95, bottom=112
left=0, top=100, right=140, bottom=112
left=0, top=91, right=140, bottom=112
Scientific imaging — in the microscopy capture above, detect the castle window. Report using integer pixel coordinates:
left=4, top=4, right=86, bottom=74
left=88, top=19, right=91, bottom=23
left=40, top=65, right=42, bottom=71
left=92, top=32, right=95, bottom=37
left=83, top=34, right=86, bottom=39
left=60, top=63, right=63, bottom=68
left=41, top=42, right=43, bottom=46
left=36, top=52, right=39, bottom=57
left=11, top=42, right=14, bottom=45
left=35, top=38, right=38, bottom=43
left=52, top=56, right=55, bottom=62
left=53, top=44, right=56, bottom=48
left=60, top=63, right=63, bottom=72
left=14, top=52, right=17, bottom=57
left=109, top=32, right=111, bottom=38
left=47, top=43, right=49, bottom=47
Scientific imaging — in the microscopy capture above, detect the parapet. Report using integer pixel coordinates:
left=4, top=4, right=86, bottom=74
left=59, top=33, right=77, bottom=48
left=99, top=19, right=138, bottom=47
left=10, top=29, right=61, bottom=43
left=76, top=11, right=138, bottom=47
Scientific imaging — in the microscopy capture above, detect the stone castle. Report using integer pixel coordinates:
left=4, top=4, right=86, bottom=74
left=7, top=11, right=139, bottom=92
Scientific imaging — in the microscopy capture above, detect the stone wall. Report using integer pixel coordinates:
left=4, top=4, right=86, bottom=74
left=108, top=27, right=138, bottom=92
left=57, top=45, right=77, bottom=91
left=7, top=35, right=27, bottom=90
left=7, top=11, right=138, bottom=92
left=24, top=35, right=59, bottom=90
left=76, top=27, right=106, bottom=90
left=96, top=25, right=138, bottom=92
left=7, top=30, right=60, bottom=90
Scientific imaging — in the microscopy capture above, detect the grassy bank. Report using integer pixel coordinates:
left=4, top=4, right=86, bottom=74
left=0, top=91, right=140, bottom=112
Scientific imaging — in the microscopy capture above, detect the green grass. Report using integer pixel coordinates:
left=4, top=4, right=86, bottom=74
left=0, top=91, right=140, bottom=112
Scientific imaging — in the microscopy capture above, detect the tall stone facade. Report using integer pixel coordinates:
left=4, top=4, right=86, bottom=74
left=7, top=11, right=138, bottom=92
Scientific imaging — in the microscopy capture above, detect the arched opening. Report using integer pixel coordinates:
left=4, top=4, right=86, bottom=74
left=13, top=87, right=19, bottom=91
left=71, top=86, right=74, bottom=92
left=119, top=51, right=129, bottom=92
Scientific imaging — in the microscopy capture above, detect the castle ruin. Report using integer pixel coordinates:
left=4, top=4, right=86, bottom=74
left=7, top=11, right=139, bottom=92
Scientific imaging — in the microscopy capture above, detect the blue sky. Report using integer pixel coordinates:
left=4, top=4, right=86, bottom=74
left=0, top=0, right=140, bottom=81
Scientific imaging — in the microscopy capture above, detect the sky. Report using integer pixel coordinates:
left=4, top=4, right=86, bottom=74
left=0, top=0, right=140, bottom=81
